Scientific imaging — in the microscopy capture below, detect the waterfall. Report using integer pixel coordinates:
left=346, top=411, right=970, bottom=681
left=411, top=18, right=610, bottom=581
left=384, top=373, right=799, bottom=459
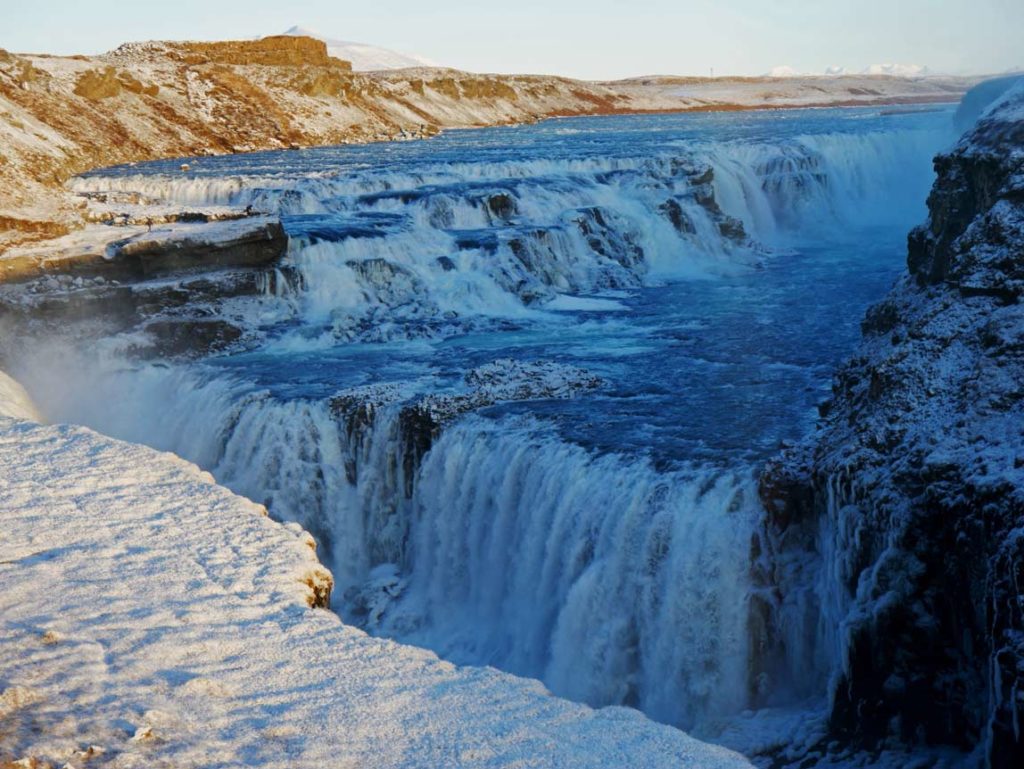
left=20, top=351, right=763, bottom=730
left=69, top=121, right=949, bottom=349
left=24, top=109, right=956, bottom=734
left=383, top=417, right=762, bottom=730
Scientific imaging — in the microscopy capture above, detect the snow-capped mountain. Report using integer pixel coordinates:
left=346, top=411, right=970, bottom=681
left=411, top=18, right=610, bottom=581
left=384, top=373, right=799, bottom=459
left=861, top=63, right=930, bottom=77
left=765, top=65, right=802, bottom=77
left=283, top=25, right=440, bottom=71
left=765, top=63, right=933, bottom=78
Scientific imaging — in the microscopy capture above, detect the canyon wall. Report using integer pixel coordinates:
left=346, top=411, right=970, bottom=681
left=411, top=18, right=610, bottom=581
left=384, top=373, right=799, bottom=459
left=759, top=81, right=1024, bottom=765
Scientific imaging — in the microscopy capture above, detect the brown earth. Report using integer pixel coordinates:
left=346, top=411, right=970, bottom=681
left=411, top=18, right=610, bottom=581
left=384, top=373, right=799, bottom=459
left=169, top=35, right=350, bottom=69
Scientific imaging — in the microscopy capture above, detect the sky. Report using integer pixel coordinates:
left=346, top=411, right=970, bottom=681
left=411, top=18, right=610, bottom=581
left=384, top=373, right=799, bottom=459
left=3, top=1, right=1022, bottom=80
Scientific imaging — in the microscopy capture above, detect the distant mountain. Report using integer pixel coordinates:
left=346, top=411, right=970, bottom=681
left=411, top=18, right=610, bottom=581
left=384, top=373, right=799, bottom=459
left=765, top=65, right=802, bottom=78
left=765, top=63, right=934, bottom=78
left=283, top=26, right=440, bottom=71
left=861, top=63, right=930, bottom=77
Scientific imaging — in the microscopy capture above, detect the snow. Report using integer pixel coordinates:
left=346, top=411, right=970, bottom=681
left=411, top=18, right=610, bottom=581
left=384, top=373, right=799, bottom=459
left=0, top=215, right=281, bottom=286
left=656, top=73, right=969, bottom=108
left=763, top=64, right=935, bottom=80
left=1, top=223, right=147, bottom=267
left=0, top=380, right=752, bottom=768
left=765, top=66, right=802, bottom=78
left=283, top=26, right=440, bottom=71
left=115, top=214, right=280, bottom=251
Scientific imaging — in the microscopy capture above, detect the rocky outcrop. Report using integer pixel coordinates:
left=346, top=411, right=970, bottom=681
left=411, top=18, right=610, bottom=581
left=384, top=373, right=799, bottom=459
left=0, top=217, right=285, bottom=283
left=330, top=359, right=603, bottom=495
left=0, top=216, right=289, bottom=359
left=757, top=83, right=1024, bottom=765
left=74, top=66, right=160, bottom=100
left=332, top=359, right=602, bottom=435
left=168, top=35, right=351, bottom=69
left=110, top=217, right=286, bottom=279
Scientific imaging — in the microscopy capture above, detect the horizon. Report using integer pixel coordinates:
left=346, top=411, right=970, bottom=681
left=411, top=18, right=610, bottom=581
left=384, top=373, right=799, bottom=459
left=4, top=1, right=1022, bottom=80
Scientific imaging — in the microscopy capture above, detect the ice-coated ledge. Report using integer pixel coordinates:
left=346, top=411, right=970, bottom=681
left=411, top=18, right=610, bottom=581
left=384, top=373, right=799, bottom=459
left=0, top=216, right=285, bottom=284
left=0, top=386, right=751, bottom=768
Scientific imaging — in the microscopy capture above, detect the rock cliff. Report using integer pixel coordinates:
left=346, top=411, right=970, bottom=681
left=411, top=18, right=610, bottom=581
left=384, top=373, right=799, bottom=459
left=758, top=81, right=1024, bottom=765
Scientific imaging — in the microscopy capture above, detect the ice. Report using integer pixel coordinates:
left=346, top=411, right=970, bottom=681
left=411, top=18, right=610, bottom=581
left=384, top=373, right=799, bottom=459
left=0, top=371, right=39, bottom=422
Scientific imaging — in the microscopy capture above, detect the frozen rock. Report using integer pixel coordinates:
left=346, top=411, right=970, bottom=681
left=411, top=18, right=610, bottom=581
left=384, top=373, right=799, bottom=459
left=756, top=80, right=1024, bottom=765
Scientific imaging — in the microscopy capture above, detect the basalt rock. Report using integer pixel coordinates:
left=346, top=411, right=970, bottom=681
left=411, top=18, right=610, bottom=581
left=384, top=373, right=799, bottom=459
left=329, top=360, right=603, bottom=497
left=110, top=218, right=287, bottom=280
left=0, top=218, right=286, bottom=285
left=139, top=318, right=244, bottom=358
left=757, top=81, right=1024, bottom=765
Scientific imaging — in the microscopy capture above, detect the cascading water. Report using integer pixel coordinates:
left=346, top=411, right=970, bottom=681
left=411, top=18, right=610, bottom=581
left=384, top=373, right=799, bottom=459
left=381, top=418, right=763, bottom=728
left=18, top=106, right=957, bottom=739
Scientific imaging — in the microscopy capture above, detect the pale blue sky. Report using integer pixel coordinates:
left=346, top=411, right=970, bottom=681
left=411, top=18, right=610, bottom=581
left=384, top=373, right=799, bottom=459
left=4, top=1, right=1021, bottom=79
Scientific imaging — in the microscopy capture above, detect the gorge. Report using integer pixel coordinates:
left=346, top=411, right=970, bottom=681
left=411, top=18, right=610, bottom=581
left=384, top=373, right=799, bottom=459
left=0, top=42, right=1021, bottom=769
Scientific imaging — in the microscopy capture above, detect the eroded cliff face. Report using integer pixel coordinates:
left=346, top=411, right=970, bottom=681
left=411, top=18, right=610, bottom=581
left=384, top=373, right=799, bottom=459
left=758, top=82, right=1024, bottom=765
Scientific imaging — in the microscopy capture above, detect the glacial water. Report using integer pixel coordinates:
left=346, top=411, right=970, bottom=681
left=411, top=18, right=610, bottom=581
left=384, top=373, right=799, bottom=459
left=24, top=105, right=957, bottom=737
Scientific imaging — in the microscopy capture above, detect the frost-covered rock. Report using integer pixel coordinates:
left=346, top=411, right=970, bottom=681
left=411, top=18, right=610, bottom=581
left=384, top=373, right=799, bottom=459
left=0, top=217, right=286, bottom=284
left=428, top=358, right=604, bottom=422
left=328, top=359, right=603, bottom=501
left=0, top=217, right=293, bottom=359
left=757, top=81, right=1024, bottom=765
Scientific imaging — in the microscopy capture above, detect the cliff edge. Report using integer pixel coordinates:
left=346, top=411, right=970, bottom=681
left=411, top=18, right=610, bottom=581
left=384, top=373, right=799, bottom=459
left=0, top=382, right=752, bottom=768
left=759, top=81, right=1024, bottom=765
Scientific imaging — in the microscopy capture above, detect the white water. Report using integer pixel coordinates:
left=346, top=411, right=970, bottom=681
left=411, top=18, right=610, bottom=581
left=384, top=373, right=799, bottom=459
left=385, top=418, right=762, bottom=729
left=71, top=124, right=946, bottom=347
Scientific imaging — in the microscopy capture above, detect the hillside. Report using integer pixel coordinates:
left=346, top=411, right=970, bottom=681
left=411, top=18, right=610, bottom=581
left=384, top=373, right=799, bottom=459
left=0, top=34, right=977, bottom=252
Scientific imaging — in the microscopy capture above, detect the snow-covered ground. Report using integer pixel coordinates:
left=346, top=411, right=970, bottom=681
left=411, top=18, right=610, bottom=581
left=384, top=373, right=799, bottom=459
left=0, top=377, right=752, bottom=768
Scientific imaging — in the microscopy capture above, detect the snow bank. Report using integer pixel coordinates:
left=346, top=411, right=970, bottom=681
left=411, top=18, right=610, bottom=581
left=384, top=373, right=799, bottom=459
left=0, top=415, right=752, bottom=768
left=0, top=371, right=40, bottom=422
